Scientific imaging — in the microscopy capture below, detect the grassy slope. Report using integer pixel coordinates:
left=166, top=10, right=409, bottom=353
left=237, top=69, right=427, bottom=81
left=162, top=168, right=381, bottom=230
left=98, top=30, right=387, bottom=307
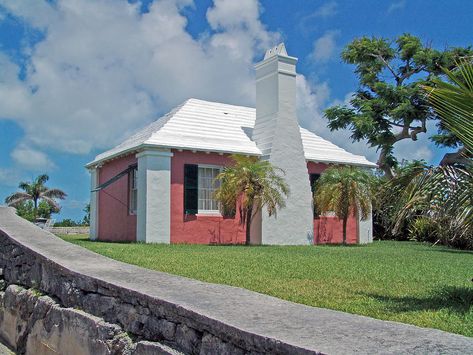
left=61, top=236, right=473, bottom=337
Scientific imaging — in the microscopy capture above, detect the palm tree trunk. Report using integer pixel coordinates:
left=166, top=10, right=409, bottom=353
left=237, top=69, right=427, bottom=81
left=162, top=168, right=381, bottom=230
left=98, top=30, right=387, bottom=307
left=342, top=217, right=347, bottom=245
left=33, top=198, right=38, bottom=220
left=245, top=206, right=253, bottom=245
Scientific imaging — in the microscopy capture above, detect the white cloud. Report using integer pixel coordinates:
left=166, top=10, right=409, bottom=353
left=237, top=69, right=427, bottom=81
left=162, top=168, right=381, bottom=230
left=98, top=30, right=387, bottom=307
left=392, top=120, right=436, bottom=163
left=312, top=1, right=338, bottom=18
left=0, top=0, right=278, bottom=159
left=0, top=168, right=21, bottom=187
left=0, top=0, right=380, bottom=171
left=0, top=0, right=57, bottom=28
left=11, top=145, right=56, bottom=171
left=310, top=30, right=340, bottom=63
left=296, top=75, right=379, bottom=163
left=388, top=0, right=406, bottom=13
left=297, top=2, right=338, bottom=37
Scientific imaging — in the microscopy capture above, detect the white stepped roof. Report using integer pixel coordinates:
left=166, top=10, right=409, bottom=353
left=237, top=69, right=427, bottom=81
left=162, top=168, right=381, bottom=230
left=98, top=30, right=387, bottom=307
left=88, top=98, right=376, bottom=168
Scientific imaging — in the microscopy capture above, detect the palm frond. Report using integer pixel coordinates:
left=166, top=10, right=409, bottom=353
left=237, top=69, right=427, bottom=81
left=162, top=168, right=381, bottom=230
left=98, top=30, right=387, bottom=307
left=423, top=59, right=473, bottom=154
left=5, top=192, right=32, bottom=206
left=41, top=188, right=67, bottom=199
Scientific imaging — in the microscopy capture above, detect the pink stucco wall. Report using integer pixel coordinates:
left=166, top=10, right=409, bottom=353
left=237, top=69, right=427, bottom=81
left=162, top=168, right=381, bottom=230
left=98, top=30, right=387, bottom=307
left=170, top=150, right=246, bottom=244
left=307, top=161, right=359, bottom=244
left=95, top=153, right=359, bottom=244
left=98, top=154, right=137, bottom=242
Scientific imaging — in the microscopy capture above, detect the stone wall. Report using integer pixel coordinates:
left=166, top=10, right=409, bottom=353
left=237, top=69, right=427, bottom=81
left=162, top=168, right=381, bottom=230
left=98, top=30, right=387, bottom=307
left=2, top=207, right=472, bottom=355
left=49, top=226, right=90, bottom=235
left=0, top=208, right=315, bottom=355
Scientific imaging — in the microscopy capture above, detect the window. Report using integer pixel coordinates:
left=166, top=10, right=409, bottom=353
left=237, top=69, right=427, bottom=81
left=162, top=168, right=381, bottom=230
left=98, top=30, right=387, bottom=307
left=129, top=168, right=138, bottom=214
left=197, top=166, right=221, bottom=212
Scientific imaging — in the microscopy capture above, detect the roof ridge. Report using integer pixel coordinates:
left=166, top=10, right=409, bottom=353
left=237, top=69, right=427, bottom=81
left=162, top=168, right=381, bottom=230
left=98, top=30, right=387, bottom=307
left=186, top=98, right=255, bottom=111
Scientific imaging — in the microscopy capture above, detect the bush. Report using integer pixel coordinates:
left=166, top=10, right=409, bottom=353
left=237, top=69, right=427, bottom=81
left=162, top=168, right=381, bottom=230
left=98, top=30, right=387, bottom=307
left=408, top=217, right=438, bottom=243
left=54, top=219, right=83, bottom=227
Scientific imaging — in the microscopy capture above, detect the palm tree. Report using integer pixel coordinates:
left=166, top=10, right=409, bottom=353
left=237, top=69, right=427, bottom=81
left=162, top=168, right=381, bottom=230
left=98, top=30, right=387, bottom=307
left=314, top=166, right=373, bottom=244
left=5, top=174, right=67, bottom=220
left=214, top=155, right=289, bottom=245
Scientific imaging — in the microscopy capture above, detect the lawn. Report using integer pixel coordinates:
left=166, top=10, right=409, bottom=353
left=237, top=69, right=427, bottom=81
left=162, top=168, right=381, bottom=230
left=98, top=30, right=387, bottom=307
left=60, top=236, right=473, bottom=337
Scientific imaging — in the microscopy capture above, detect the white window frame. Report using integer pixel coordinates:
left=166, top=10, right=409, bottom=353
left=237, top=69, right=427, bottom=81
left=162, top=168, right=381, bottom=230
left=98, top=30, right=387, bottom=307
left=129, top=168, right=138, bottom=215
left=197, top=164, right=222, bottom=214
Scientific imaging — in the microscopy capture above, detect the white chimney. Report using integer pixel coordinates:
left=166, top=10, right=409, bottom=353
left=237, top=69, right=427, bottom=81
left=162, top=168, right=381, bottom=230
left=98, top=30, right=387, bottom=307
left=253, top=43, right=314, bottom=245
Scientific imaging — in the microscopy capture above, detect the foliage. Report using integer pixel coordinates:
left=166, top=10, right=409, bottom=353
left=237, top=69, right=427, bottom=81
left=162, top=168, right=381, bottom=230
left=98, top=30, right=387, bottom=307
left=314, top=166, right=374, bottom=244
left=54, top=218, right=83, bottom=227
left=5, top=174, right=67, bottom=220
left=54, top=218, right=89, bottom=227
left=62, top=235, right=473, bottom=337
left=373, top=161, right=473, bottom=249
left=423, top=58, right=473, bottom=155
left=372, top=160, right=427, bottom=240
left=372, top=60, right=473, bottom=249
left=408, top=217, right=437, bottom=243
left=324, top=33, right=473, bottom=177
left=82, top=203, right=90, bottom=225
left=214, top=155, right=289, bottom=244
left=392, top=165, right=473, bottom=249
left=14, top=200, right=58, bottom=222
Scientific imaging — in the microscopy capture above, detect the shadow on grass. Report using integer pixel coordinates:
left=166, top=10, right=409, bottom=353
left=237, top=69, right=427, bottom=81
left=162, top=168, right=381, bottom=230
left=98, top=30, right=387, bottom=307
left=362, top=286, right=473, bottom=315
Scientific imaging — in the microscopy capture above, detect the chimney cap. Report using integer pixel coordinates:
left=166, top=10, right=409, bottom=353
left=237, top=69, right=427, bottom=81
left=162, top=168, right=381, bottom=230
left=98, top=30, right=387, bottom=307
left=264, top=43, right=288, bottom=59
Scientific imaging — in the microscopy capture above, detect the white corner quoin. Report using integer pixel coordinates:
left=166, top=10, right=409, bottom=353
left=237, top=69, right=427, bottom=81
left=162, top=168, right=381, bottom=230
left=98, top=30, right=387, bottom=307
left=253, top=43, right=314, bottom=245
left=136, top=149, right=173, bottom=243
left=88, top=167, right=99, bottom=241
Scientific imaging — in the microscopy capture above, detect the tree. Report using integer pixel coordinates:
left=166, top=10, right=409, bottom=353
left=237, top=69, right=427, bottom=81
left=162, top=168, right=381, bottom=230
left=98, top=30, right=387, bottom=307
left=314, top=166, right=373, bottom=244
left=82, top=203, right=90, bottom=225
left=14, top=200, right=58, bottom=222
left=324, top=34, right=473, bottom=178
left=376, top=60, right=473, bottom=249
left=388, top=59, right=473, bottom=248
left=5, top=174, right=67, bottom=220
left=214, top=155, right=289, bottom=245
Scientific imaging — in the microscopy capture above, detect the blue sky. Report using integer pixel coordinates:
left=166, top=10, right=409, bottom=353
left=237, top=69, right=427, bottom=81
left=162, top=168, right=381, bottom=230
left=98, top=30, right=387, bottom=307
left=0, top=0, right=472, bottom=221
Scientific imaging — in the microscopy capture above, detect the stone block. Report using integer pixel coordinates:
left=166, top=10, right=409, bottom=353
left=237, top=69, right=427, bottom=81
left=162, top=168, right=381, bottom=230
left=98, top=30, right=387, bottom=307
left=175, top=324, right=201, bottom=354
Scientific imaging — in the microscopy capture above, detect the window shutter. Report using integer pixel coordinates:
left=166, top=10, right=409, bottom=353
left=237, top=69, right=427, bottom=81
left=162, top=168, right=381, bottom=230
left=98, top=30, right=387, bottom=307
left=310, top=174, right=320, bottom=218
left=184, top=164, right=198, bottom=215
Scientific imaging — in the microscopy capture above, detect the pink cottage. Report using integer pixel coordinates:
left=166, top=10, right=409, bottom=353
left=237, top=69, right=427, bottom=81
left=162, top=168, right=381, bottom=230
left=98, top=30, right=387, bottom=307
left=85, top=44, right=376, bottom=245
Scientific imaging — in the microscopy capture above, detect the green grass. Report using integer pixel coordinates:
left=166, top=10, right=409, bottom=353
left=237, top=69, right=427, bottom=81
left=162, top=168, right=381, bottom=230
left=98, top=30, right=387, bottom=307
left=61, top=235, right=473, bottom=337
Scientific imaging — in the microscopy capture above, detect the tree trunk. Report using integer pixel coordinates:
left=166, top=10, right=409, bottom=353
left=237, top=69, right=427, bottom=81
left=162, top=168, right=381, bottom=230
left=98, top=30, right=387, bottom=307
left=342, top=217, right=348, bottom=245
left=377, top=147, right=394, bottom=179
left=245, top=206, right=253, bottom=245
left=33, top=198, right=38, bottom=220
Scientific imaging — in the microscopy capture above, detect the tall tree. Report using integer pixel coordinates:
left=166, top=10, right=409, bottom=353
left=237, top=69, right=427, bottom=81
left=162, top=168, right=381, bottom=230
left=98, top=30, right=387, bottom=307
left=376, top=60, right=473, bottom=248
left=314, top=166, right=373, bottom=244
left=5, top=174, right=67, bottom=220
left=324, top=34, right=473, bottom=178
left=214, top=155, right=289, bottom=245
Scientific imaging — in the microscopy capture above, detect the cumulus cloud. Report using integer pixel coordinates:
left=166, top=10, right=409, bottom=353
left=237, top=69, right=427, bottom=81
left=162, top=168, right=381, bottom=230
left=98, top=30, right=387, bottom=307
left=296, top=80, right=436, bottom=165
left=310, top=30, right=340, bottom=63
left=11, top=144, right=56, bottom=171
left=297, top=2, right=338, bottom=37
left=0, top=0, right=381, bottom=174
left=296, top=75, right=379, bottom=163
left=311, top=1, right=338, bottom=18
left=0, top=168, right=21, bottom=187
left=392, top=120, right=436, bottom=163
left=0, top=0, right=277, bottom=160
